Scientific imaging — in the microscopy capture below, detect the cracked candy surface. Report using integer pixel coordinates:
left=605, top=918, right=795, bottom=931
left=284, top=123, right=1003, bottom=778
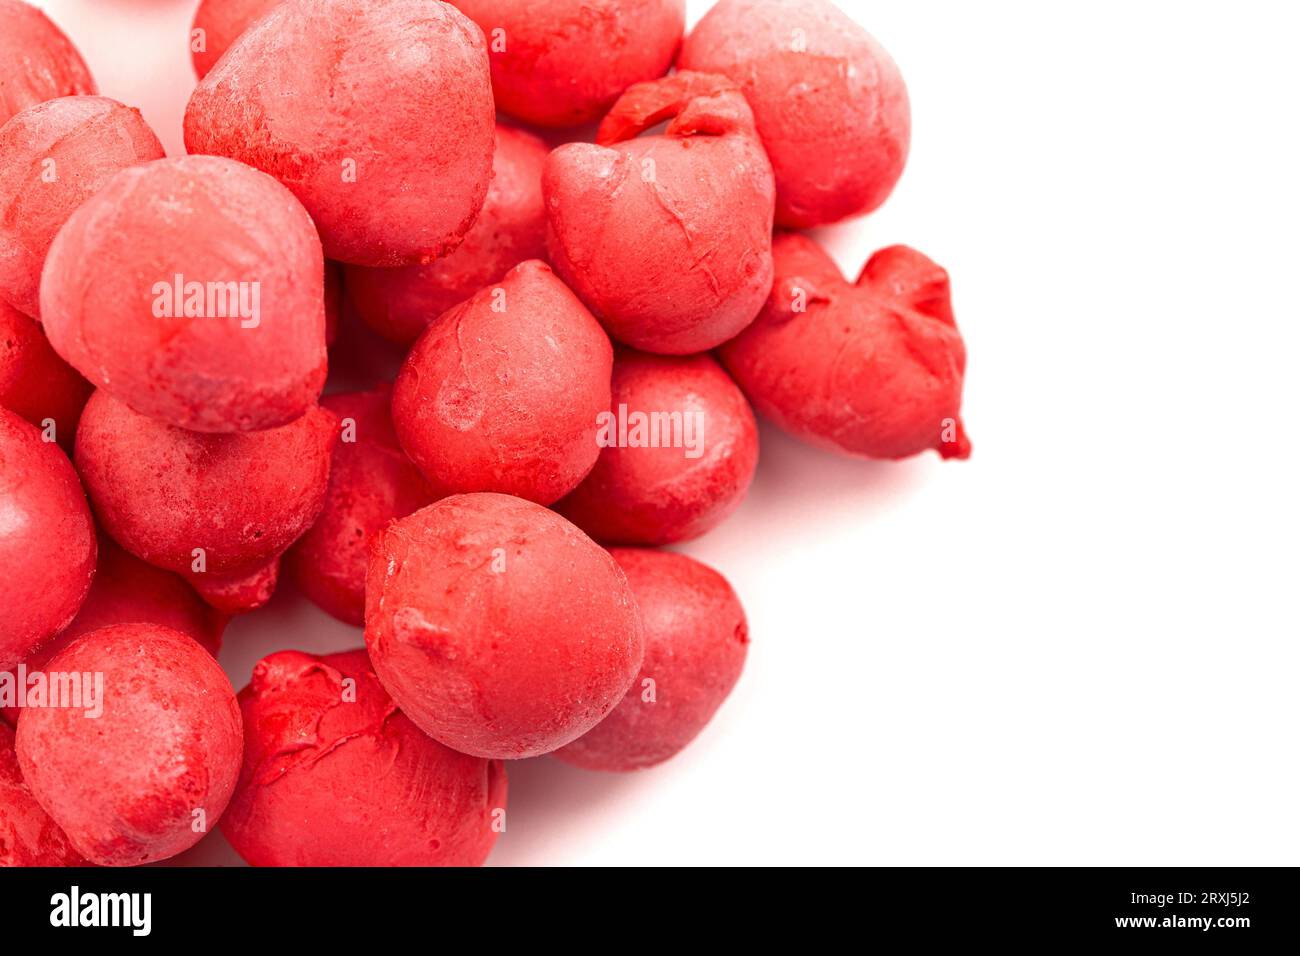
left=0, top=0, right=96, bottom=127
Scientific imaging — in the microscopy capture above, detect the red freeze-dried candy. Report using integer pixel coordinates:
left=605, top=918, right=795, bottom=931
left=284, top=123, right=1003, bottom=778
left=555, top=548, right=748, bottom=771
left=391, top=260, right=613, bottom=505
left=720, top=233, right=971, bottom=460
left=679, top=0, right=911, bottom=228
left=0, top=96, right=164, bottom=319
left=222, top=649, right=506, bottom=866
left=190, top=0, right=281, bottom=79
left=284, top=387, right=435, bottom=626
left=74, top=390, right=337, bottom=614
left=344, top=124, right=549, bottom=346
left=15, top=624, right=242, bottom=866
left=557, top=349, right=758, bottom=545
left=0, top=722, right=85, bottom=866
left=451, top=0, right=685, bottom=128
left=545, top=71, right=775, bottom=354
left=0, top=0, right=96, bottom=127
left=365, top=493, right=645, bottom=759
left=0, top=299, right=90, bottom=450
left=40, top=155, right=326, bottom=433
left=0, top=408, right=95, bottom=671
left=184, top=0, right=495, bottom=266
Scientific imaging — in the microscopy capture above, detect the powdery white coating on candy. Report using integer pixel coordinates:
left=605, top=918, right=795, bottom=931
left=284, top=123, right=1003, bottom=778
left=557, top=349, right=759, bottom=545
left=365, top=493, right=645, bottom=759
left=545, top=71, right=775, bottom=354
left=15, top=624, right=243, bottom=866
left=184, top=0, right=495, bottom=267
left=344, top=124, right=550, bottom=346
left=451, top=0, right=685, bottom=128
left=0, top=0, right=96, bottom=127
left=391, top=260, right=613, bottom=506
left=74, top=390, right=337, bottom=606
left=719, top=234, right=971, bottom=460
left=0, top=299, right=90, bottom=450
left=40, top=155, right=326, bottom=434
left=0, top=96, right=165, bottom=319
left=679, top=0, right=911, bottom=228
left=0, top=408, right=95, bottom=671
left=285, top=387, right=435, bottom=626
left=555, top=548, right=748, bottom=771
left=190, top=0, right=282, bottom=79
left=222, top=649, right=506, bottom=866
left=0, top=722, right=85, bottom=866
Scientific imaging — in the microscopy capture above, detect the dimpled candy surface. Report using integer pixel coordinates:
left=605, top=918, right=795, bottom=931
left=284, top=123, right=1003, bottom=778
left=284, top=387, right=435, bottom=626
left=40, top=155, right=326, bottom=433
left=15, top=624, right=243, bottom=866
left=391, top=260, right=613, bottom=506
left=720, top=233, right=971, bottom=460
left=0, top=299, right=90, bottom=449
left=555, top=548, right=748, bottom=771
left=365, top=493, right=645, bottom=759
left=0, top=96, right=165, bottom=319
left=222, top=649, right=506, bottom=866
left=73, top=390, right=337, bottom=610
left=557, top=349, right=759, bottom=545
left=0, top=722, right=85, bottom=866
left=344, top=124, right=550, bottom=346
left=678, top=0, right=911, bottom=228
left=0, top=408, right=95, bottom=671
left=545, top=71, right=775, bottom=354
left=184, top=0, right=495, bottom=267
left=451, top=0, right=685, bottom=128
left=190, top=0, right=282, bottom=79
left=0, top=0, right=96, bottom=127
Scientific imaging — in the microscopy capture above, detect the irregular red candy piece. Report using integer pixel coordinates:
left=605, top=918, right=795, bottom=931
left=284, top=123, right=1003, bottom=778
left=365, top=493, right=645, bottom=759
left=222, top=649, right=506, bottom=866
left=0, top=722, right=85, bottom=866
left=679, top=0, right=911, bottom=228
left=555, top=548, right=748, bottom=771
left=0, top=299, right=90, bottom=450
left=719, top=233, right=972, bottom=460
left=0, top=0, right=96, bottom=127
left=545, top=70, right=775, bottom=354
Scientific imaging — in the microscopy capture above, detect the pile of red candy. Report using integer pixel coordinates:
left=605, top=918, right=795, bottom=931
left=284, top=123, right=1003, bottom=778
left=0, top=0, right=969, bottom=866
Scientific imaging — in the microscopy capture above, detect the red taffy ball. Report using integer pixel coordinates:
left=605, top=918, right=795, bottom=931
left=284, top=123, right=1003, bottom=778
left=0, top=299, right=90, bottom=450
left=0, top=0, right=96, bottom=127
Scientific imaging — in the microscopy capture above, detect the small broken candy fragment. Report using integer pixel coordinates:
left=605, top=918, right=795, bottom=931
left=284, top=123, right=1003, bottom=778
left=221, top=649, right=506, bottom=866
left=0, top=407, right=96, bottom=672
left=284, top=386, right=435, bottom=626
left=184, top=0, right=495, bottom=266
left=719, top=233, right=971, bottom=460
left=545, top=70, right=775, bottom=354
left=0, top=299, right=90, bottom=450
left=451, top=0, right=685, bottom=128
left=74, top=390, right=337, bottom=613
left=0, top=0, right=96, bottom=127
left=390, top=260, right=613, bottom=506
left=15, top=624, right=243, bottom=866
left=40, top=155, right=327, bottom=434
left=556, top=349, right=759, bottom=545
left=0, top=722, right=85, bottom=866
left=189, top=0, right=282, bottom=79
left=555, top=548, right=748, bottom=771
left=365, top=493, right=645, bottom=759
left=678, top=0, right=911, bottom=228
left=344, top=124, right=550, bottom=346
left=0, top=96, right=165, bottom=320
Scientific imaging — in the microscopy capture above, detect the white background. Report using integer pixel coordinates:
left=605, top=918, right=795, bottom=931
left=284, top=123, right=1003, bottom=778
left=27, top=0, right=1300, bottom=865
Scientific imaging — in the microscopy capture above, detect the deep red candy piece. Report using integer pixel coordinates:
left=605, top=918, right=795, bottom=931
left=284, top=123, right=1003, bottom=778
left=557, top=349, right=759, bottom=545
left=344, top=124, right=550, bottom=346
left=391, top=260, right=613, bottom=506
left=365, top=493, right=645, bottom=759
left=190, top=0, right=281, bottom=79
left=0, top=300, right=90, bottom=450
left=15, top=624, right=243, bottom=866
left=184, top=0, right=495, bottom=267
left=555, top=548, right=748, bottom=771
left=40, top=155, right=327, bottom=434
left=222, top=649, right=507, bottom=866
left=285, top=387, right=435, bottom=626
left=0, top=408, right=95, bottom=671
left=0, top=0, right=96, bottom=127
left=545, top=70, right=775, bottom=354
left=451, top=0, right=685, bottom=128
left=0, top=722, right=85, bottom=866
left=679, top=0, right=911, bottom=228
left=720, top=234, right=972, bottom=460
